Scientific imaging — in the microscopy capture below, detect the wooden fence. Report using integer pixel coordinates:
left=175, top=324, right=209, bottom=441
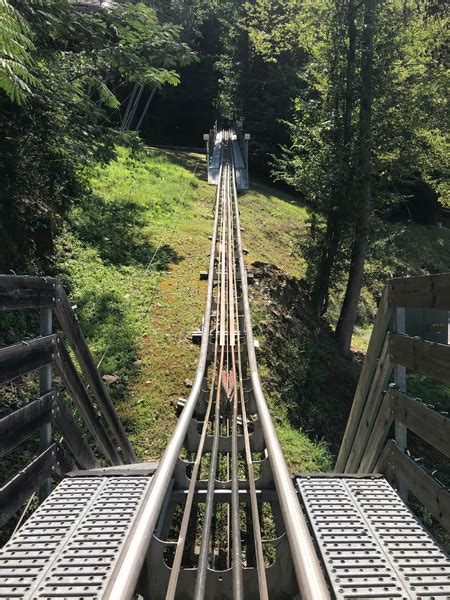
left=336, top=273, right=450, bottom=531
left=0, top=275, right=136, bottom=528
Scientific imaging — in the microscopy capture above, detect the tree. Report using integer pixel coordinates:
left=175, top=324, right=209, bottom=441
left=0, top=0, right=35, bottom=103
left=310, top=0, right=358, bottom=318
left=240, top=0, right=448, bottom=355
left=335, top=0, right=376, bottom=355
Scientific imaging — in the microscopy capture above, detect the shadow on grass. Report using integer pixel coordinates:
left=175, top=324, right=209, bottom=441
left=72, top=194, right=182, bottom=270
left=155, top=149, right=208, bottom=181
left=246, top=179, right=307, bottom=209
left=72, top=288, right=152, bottom=436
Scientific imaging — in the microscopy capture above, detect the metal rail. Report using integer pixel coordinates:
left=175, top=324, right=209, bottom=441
left=103, top=130, right=330, bottom=599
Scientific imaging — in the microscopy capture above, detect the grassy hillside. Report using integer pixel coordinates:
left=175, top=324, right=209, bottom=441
left=54, top=146, right=330, bottom=471
left=2, top=146, right=448, bottom=546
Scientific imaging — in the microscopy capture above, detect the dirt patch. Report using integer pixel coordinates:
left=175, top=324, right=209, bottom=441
left=249, top=261, right=361, bottom=459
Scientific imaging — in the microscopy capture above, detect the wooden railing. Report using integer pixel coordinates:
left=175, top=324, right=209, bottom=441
left=0, top=275, right=136, bottom=529
left=336, top=273, right=450, bottom=531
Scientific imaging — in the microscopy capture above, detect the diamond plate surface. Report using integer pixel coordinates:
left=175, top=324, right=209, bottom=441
left=297, top=476, right=450, bottom=599
left=0, top=476, right=152, bottom=599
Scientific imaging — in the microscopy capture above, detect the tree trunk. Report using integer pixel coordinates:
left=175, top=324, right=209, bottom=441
left=343, top=0, right=357, bottom=153
left=335, top=0, right=376, bottom=356
left=311, top=210, right=342, bottom=317
left=135, top=87, right=157, bottom=133
left=311, top=0, right=358, bottom=317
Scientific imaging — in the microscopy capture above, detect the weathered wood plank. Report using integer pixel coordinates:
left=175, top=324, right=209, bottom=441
left=55, top=340, right=121, bottom=466
left=345, top=336, right=393, bottom=473
left=0, top=275, right=57, bottom=311
left=55, top=442, right=77, bottom=476
left=55, top=284, right=136, bottom=463
left=380, top=440, right=450, bottom=531
left=336, top=285, right=392, bottom=472
left=358, top=388, right=394, bottom=474
left=389, top=273, right=450, bottom=310
left=0, top=392, right=54, bottom=456
left=0, top=335, right=56, bottom=384
left=390, top=388, right=450, bottom=459
left=53, top=393, right=99, bottom=469
left=0, top=444, right=56, bottom=527
left=390, top=334, right=450, bottom=385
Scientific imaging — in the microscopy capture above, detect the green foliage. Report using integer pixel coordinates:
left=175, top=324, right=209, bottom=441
left=237, top=0, right=449, bottom=343
left=0, top=0, right=36, bottom=103
left=243, top=0, right=299, bottom=60
left=0, top=0, right=196, bottom=273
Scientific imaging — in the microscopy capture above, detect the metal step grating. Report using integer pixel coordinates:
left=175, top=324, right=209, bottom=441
left=0, top=476, right=152, bottom=599
left=297, top=476, right=450, bottom=599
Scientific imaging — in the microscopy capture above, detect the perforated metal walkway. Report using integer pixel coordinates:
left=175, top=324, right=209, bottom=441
left=1, top=473, right=448, bottom=599
left=0, top=474, right=153, bottom=599
left=297, top=475, right=450, bottom=599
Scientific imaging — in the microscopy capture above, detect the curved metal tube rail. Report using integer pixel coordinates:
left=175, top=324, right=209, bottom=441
left=105, top=132, right=330, bottom=599
left=232, top=150, right=330, bottom=600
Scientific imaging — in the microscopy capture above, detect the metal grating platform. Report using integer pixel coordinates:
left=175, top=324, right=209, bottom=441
left=0, top=476, right=152, bottom=599
left=297, top=476, right=450, bottom=599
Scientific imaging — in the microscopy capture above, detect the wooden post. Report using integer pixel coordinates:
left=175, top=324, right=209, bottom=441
left=39, top=307, right=52, bottom=501
left=335, top=284, right=391, bottom=471
left=393, top=307, right=407, bottom=499
left=55, top=284, right=136, bottom=463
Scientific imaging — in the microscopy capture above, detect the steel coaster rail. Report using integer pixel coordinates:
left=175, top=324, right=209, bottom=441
left=231, top=150, right=331, bottom=600
left=104, top=163, right=224, bottom=600
left=231, top=198, right=268, bottom=599
left=195, top=141, right=244, bottom=599
left=106, top=131, right=331, bottom=599
left=227, top=160, right=244, bottom=599
left=165, top=225, right=222, bottom=599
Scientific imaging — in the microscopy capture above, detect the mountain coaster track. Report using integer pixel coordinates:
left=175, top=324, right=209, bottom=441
left=105, top=130, right=329, bottom=599
left=0, top=129, right=449, bottom=600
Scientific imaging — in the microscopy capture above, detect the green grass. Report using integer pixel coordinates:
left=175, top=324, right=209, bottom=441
left=238, top=181, right=309, bottom=278
left=54, top=146, right=211, bottom=456
left=55, top=147, right=199, bottom=373
left=237, top=183, right=336, bottom=469
left=53, top=147, right=332, bottom=470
